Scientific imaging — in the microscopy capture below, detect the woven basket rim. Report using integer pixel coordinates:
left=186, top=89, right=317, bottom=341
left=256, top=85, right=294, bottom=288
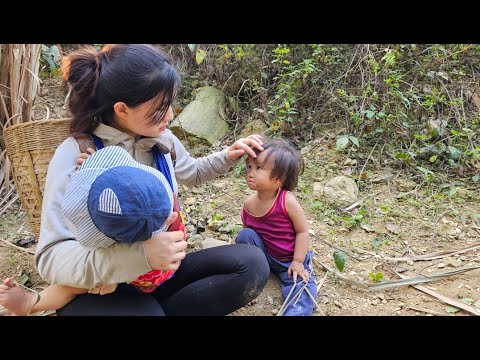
left=4, top=118, right=71, bottom=133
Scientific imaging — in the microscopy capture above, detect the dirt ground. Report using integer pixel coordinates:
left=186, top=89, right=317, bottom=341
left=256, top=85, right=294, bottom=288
left=1, top=78, right=479, bottom=317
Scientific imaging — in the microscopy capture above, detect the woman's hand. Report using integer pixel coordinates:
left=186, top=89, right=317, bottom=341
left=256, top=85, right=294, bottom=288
left=143, top=212, right=187, bottom=271
left=226, top=134, right=264, bottom=161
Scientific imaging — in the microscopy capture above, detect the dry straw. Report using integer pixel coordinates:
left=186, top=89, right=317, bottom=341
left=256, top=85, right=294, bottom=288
left=1, top=44, right=43, bottom=230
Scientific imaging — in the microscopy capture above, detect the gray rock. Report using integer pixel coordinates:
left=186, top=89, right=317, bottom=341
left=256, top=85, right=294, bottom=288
left=201, top=238, right=229, bottom=249
left=170, top=86, right=229, bottom=145
left=314, top=176, right=359, bottom=207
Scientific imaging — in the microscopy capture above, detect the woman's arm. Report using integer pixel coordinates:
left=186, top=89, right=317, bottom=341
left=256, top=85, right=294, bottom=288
left=173, top=134, right=263, bottom=187
left=34, top=138, right=153, bottom=288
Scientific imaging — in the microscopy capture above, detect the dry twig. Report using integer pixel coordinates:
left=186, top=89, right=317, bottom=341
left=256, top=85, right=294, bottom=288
left=0, top=236, right=35, bottom=255
left=393, top=269, right=480, bottom=316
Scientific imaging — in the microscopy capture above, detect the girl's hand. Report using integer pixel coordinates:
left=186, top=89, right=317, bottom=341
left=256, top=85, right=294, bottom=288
left=226, top=134, right=264, bottom=161
left=288, top=260, right=309, bottom=283
left=76, top=148, right=96, bottom=168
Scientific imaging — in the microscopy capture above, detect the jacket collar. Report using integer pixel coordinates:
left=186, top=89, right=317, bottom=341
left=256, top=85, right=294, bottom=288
left=92, top=123, right=174, bottom=154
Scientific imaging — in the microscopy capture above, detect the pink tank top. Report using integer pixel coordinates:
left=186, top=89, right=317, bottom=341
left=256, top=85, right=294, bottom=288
left=241, top=189, right=296, bottom=262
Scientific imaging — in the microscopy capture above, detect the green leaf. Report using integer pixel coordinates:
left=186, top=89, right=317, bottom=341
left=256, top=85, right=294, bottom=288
left=448, top=146, right=461, bottom=160
left=472, top=175, right=480, bottom=183
left=429, top=155, right=438, bottom=163
left=333, top=251, right=347, bottom=272
left=336, top=136, right=349, bottom=151
left=360, top=223, right=375, bottom=232
left=18, top=271, right=31, bottom=286
left=187, top=44, right=196, bottom=53
left=195, top=49, right=207, bottom=65
left=371, top=238, right=383, bottom=249
left=211, top=211, right=222, bottom=221
left=395, top=152, right=409, bottom=160
left=416, top=166, right=431, bottom=176
left=446, top=305, right=460, bottom=313
left=369, top=272, right=384, bottom=283
left=349, top=136, right=360, bottom=147
left=448, top=186, right=458, bottom=197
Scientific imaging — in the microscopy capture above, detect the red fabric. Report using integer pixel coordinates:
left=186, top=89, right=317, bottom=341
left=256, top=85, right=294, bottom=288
left=130, top=194, right=185, bottom=293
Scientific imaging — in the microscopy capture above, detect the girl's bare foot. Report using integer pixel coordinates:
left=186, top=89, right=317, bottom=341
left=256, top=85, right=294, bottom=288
left=0, top=278, right=39, bottom=316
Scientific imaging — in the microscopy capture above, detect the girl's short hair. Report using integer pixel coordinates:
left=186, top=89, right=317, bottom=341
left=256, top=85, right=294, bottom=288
left=253, top=137, right=304, bottom=191
left=62, top=44, right=181, bottom=135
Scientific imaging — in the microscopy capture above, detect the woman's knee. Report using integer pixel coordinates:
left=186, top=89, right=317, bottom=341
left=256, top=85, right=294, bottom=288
left=237, top=244, right=270, bottom=283
left=234, top=244, right=270, bottom=302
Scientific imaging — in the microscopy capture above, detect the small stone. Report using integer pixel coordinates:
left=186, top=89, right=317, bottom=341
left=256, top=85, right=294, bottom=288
left=184, top=197, right=196, bottom=205
left=443, top=257, right=462, bottom=268
left=39, top=87, right=50, bottom=97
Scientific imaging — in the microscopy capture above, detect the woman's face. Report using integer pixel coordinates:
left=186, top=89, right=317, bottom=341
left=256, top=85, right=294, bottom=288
left=113, top=96, right=175, bottom=138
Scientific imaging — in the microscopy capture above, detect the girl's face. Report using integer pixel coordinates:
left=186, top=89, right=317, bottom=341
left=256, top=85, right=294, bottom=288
left=113, top=96, right=175, bottom=138
left=245, top=150, right=282, bottom=192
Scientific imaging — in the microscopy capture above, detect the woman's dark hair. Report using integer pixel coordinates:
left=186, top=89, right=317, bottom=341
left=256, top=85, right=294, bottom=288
left=61, top=44, right=181, bottom=135
left=252, top=137, right=304, bottom=191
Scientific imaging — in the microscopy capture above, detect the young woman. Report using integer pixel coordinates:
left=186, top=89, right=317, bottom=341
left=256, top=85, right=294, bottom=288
left=29, top=44, right=269, bottom=316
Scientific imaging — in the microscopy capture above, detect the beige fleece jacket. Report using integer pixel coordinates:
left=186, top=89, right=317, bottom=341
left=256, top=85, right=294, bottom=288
left=34, top=123, right=236, bottom=288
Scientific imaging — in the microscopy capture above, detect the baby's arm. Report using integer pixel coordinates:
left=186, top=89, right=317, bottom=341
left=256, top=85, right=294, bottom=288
left=32, top=284, right=88, bottom=313
left=285, top=192, right=310, bottom=282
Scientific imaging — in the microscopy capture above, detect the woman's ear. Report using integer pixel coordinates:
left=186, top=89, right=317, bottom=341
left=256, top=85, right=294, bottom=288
left=113, top=102, right=129, bottom=119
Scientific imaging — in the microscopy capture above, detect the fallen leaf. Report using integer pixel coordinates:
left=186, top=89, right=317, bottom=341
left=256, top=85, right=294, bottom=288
left=333, top=251, right=347, bottom=272
left=446, top=305, right=460, bottom=314
left=386, top=223, right=400, bottom=234
left=18, top=236, right=35, bottom=246
left=361, top=223, right=375, bottom=233
left=341, top=167, right=352, bottom=176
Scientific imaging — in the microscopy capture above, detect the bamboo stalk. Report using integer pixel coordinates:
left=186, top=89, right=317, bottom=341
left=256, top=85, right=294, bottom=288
left=393, top=270, right=480, bottom=316
left=0, top=44, right=41, bottom=212
left=382, top=242, right=480, bottom=262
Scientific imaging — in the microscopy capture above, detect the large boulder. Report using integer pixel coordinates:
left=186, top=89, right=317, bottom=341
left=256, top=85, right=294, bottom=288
left=169, top=86, right=229, bottom=145
left=313, top=176, right=359, bottom=207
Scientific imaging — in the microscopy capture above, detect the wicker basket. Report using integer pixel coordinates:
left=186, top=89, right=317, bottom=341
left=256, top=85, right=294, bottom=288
left=4, top=118, right=71, bottom=237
